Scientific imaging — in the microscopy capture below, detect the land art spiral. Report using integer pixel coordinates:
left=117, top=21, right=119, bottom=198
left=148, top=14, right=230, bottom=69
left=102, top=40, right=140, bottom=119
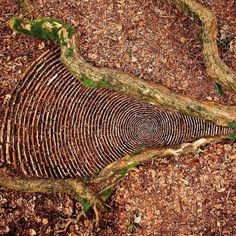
left=0, top=48, right=230, bottom=179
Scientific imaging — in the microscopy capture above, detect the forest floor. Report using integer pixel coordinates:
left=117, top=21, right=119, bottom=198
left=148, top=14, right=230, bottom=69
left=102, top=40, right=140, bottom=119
left=0, top=0, right=236, bottom=235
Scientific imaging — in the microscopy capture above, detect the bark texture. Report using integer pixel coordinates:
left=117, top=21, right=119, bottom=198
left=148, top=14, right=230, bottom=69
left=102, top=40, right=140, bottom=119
left=0, top=137, right=224, bottom=212
left=9, top=17, right=236, bottom=126
left=169, top=0, right=236, bottom=93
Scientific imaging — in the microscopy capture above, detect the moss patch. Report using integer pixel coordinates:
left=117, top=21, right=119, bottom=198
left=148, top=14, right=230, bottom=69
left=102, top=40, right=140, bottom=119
left=130, top=147, right=145, bottom=156
left=66, top=47, right=74, bottom=58
left=10, top=16, right=75, bottom=46
left=119, top=162, right=138, bottom=177
left=80, top=74, right=111, bottom=89
left=228, top=121, right=236, bottom=129
left=227, top=121, right=236, bottom=139
left=77, top=193, right=93, bottom=213
left=80, top=75, right=97, bottom=88
left=99, top=187, right=114, bottom=201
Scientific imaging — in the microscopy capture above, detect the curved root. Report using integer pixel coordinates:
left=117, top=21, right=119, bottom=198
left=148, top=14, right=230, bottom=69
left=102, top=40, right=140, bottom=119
left=9, top=17, right=236, bottom=126
left=169, top=0, right=236, bottom=93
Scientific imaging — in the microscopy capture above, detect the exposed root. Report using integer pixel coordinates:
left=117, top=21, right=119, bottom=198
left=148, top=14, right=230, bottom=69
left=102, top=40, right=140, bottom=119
left=61, top=40, right=236, bottom=127
left=169, top=0, right=236, bottom=93
left=0, top=136, right=230, bottom=229
left=57, top=211, right=88, bottom=233
left=55, top=212, right=84, bottom=233
left=0, top=176, right=105, bottom=231
left=9, top=17, right=236, bottom=126
left=75, top=211, right=85, bottom=222
left=93, top=204, right=100, bottom=227
left=0, top=177, right=105, bottom=212
left=3, top=1, right=236, bottom=227
left=0, top=176, right=103, bottom=232
left=0, top=137, right=227, bottom=198
left=58, top=204, right=99, bottom=233
left=92, top=136, right=225, bottom=188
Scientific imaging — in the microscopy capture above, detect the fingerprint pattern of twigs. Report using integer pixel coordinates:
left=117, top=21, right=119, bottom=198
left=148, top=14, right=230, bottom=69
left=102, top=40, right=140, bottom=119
left=0, top=48, right=230, bottom=179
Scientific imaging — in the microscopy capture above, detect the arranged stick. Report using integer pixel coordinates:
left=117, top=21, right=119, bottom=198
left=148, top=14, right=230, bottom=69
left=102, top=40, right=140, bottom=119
left=10, top=17, right=236, bottom=126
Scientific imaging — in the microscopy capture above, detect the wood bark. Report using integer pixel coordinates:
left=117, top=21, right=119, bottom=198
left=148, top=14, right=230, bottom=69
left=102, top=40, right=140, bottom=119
left=169, top=0, right=236, bottom=93
left=9, top=17, right=236, bottom=126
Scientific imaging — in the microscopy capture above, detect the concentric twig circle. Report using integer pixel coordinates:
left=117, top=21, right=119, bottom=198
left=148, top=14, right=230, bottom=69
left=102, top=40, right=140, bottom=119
left=0, top=48, right=230, bottom=178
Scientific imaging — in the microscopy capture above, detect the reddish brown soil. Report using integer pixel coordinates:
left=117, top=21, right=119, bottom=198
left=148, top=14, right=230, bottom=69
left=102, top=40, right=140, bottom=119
left=0, top=0, right=235, bottom=235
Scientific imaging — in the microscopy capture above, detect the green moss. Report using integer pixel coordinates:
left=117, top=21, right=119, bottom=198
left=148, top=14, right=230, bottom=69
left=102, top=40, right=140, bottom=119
left=10, top=16, right=22, bottom=31
left=97, top=78, right=111, bottom=88
left=10, top=16, right=75, bottom=46
left=99, top=187, right=114, bottom=201
left=80, top=75, right=97, bottom=88
left=130, top=147, right=145, bottom=156
left=66, top=47, right=74, bottom=58
left=80, top=74, right=111, bottom=89
left=119, top=162, right=138, bottom=177
left=77, top=193, right=93, bottom=213
left=228, top=121, right=236, bottom=129
left=227, top=121, right=236, bottom=139
left=215, top=82, right=223, bottom=97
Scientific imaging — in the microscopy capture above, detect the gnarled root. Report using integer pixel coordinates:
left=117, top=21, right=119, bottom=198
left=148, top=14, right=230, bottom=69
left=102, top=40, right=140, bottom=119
left=56, top=205, right=100, bottom=233
left=0, top=176, right=105, bottom=231
left=169, top=0, right=236, bottom=93
left=0, top=136, right=230, bottom=230
left=92, top=136, right=225, bottom=189
left=0, top=177, right=105, bottom=212
left=9, top=17, right=236, bottom=126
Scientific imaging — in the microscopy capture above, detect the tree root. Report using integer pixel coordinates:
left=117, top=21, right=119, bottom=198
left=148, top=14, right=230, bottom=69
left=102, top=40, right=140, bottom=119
left=56, top=204, right=99, bottom=233
left=0, top=136, right=231, bottom=232
left=91, top=136, right=224, bottom=189
left=169, top=0, right=236, bottom=93
left=0, top=177, right=105, bottom=212
left=0, top=136, right=225, bottom=208
left=56, top=207, right=98, bottom=233
left=9, top=17, right=236, bottom=126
